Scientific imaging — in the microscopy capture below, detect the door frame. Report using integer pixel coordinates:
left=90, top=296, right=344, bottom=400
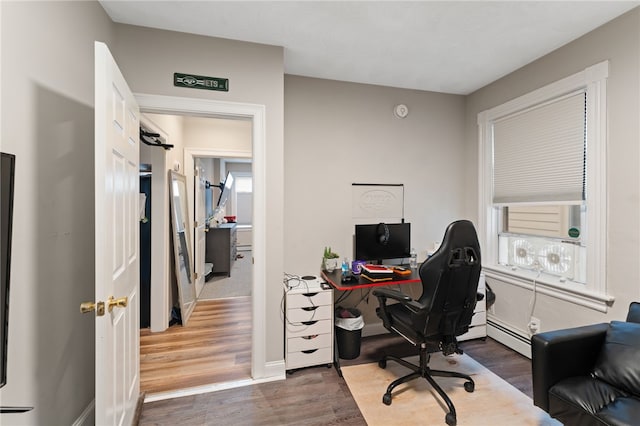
left=185, top=147, right=252, bottom=297
left=139, top=117, right=171, bottom=333
left=135, top=94, right=268, bottom=384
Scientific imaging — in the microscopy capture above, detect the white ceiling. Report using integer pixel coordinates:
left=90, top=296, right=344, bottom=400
left=100, top=1, right=639, bottom=95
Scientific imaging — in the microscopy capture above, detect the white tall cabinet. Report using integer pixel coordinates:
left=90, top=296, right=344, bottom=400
left=285, top=279, right=334, bottom=371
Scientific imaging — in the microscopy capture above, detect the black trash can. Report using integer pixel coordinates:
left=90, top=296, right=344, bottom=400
left=335, top=307, right=364, bottom=360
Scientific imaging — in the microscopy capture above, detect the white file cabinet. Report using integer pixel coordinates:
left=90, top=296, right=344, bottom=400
left=458, top=272, right=487, bottom=341
left=285, top=280, right=334, bottom=371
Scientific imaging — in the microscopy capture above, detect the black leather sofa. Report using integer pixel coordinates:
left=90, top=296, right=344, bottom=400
left=532, top=302, right=640, bottom=426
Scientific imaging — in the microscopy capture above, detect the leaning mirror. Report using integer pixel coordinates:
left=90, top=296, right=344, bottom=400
left=169, top=171, right=196, bottom=325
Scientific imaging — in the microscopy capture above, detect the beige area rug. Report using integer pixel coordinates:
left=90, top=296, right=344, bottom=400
left=342, top=352, right=561, bottom=426
left=198, top=250, right=252, bottom=300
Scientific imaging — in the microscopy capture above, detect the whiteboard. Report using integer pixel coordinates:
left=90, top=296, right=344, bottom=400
left=351, top=184, right=404, bottom=221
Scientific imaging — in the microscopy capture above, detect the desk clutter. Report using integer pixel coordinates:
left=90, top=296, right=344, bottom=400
left=360, top=264, right=411, bottom=282
left=321, top=264, right=421, bottom=291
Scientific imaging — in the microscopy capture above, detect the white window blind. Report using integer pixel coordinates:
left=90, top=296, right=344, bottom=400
left=235, top=175, right=253, bottom=193
left=493, top=91, right=586, bottom=204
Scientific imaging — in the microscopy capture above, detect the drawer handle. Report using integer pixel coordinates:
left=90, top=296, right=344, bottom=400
left=302, top=306, right=318, bottom=312
left=302, top=349, right=318, bottom=354
left=302, top=335, right=319, bottom=340
left=301, top=320, right=318, bottom=326
left=302, top=292, right=318, bottom=297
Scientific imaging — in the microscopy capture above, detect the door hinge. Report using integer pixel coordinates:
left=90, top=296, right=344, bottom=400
left=194, top=272, right=199, bottom=279
left=194, top=221, right=199, bottom=228
left=194, top=168, right=199, bottom=176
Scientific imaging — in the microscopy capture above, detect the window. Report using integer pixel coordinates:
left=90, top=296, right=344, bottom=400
left=233, top=174, right=253, bottom=226
left=478, top=61, right=613, bottom=310
left=235, top=175, right=253, bottom=193
left=498, top=204, right=586, bottom=284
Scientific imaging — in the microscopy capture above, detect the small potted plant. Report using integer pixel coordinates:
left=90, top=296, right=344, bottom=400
left=323, top=246, right=339, bottom=272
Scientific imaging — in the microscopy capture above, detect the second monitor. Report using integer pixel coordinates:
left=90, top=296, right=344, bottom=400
left=354, top=222, right=411, bottom=264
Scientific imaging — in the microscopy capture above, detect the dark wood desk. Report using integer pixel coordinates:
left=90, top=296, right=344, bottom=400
left=320, top=266, right=421, bottom=377
left=321, top=267, right=421, bottom=290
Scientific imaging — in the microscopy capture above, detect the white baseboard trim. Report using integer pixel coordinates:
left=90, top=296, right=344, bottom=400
left=262, top=359, right=286, bottom=379
left=72, top=399, right=94, bottom=426
left=144, top=374, right=284, bottom=403
left=144, top=361, right=286, bottom=403
left=487, top=318, right=532, bottom=359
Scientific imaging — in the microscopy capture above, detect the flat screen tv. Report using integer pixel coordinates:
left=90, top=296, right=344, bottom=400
left=1, top=152, right=15, bottom=389
left=216, top=172, right=234, bottom=209
left=354, top=222, right=411, bottom=264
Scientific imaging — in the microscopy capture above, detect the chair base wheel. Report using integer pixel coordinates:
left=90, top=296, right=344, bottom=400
left=445, top=412, right=457, bottom=426
left=464, top=381, right=474, bottom=392
left=382, top=393, right=392, bottom=405
left=378, top=359, right=387, bottom=369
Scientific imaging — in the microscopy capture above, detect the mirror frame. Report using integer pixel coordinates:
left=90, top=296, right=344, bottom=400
left=169, top=170, right=196, bottom=325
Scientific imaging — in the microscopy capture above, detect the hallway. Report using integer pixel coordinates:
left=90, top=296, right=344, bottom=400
left=140, top=297, right=252, bottom=395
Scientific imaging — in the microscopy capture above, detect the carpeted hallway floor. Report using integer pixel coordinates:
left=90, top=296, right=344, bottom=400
left=198, top=249, right=252, bottom=299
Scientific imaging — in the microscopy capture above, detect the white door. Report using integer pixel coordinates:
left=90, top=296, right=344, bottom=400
left=194, top=160, right=207, bottom=295
left=94, top=41, right=140, bottom=426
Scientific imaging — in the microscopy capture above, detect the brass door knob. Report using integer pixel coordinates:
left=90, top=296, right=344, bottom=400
left=107, top=296, right=128, bottom=313
left=80, top=301, right=105, bottom=316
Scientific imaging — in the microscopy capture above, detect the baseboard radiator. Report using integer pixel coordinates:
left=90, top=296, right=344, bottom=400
left=487, top=318, right=532, bottom=359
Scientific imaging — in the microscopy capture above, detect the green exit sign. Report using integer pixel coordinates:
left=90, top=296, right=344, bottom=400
left=174, top=73, right=229, bottom=92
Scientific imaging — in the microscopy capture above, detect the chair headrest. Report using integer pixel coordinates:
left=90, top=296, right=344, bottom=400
left=434, top=220, right=481, bottom=262
left=419, top=220, right=481, bottom=284
left=448, top=247, right=480, bottom=268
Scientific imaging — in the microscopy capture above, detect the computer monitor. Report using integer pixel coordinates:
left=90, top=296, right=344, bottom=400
left=354, top=222, right=411, bottom=264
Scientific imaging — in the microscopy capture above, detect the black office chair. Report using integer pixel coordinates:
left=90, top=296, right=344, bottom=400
left=373, top=220, right=482, bottom=426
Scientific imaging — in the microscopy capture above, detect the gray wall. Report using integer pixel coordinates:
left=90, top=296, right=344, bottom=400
left=0, top=1, right=114, bottom=424
left=2, top=1, right=639, bottom=423
left=464, top=8, right=640, bottom=331
left=1, top=2, right=285, bottom=422
left=284, top=75, right=468, bottom=326
left=183, top=116, right=252, bottom=155
left=284, top=76, right=468, bottom=271
left=111, top=23, right=286, bottom=366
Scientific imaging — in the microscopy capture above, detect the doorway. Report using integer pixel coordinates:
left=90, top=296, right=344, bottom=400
left=189, top=155, right=253, bottom=301
left=135, top=94, right=269, bottom=401
left=141, top=149, right=254, bottom=396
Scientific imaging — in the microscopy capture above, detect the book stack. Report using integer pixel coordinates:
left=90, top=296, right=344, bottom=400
left=360, top=264, right=394, bottom=282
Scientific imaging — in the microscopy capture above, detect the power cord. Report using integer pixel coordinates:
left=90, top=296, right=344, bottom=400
left=527, top=261, right=542, bottom=335
left=282, top=273, right=318, bottom=331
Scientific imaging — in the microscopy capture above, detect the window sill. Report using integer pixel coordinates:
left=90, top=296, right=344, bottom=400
left=483, top=264, right=615, bottom=313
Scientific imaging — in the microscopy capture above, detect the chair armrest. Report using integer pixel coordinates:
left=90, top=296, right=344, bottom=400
left=531, top=322, right=609, bottom=412
left=372, top=287, right=411, bottom=301
left=372, top=288, right=426, bottom=330
left=372, top=288, right=424, bottom=313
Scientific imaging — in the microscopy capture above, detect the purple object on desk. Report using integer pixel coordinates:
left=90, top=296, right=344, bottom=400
left=351, top=260, right=366, bottom=274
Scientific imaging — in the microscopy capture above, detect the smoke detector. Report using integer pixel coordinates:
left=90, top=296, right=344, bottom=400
left=394, top=104, right=409, bottom=119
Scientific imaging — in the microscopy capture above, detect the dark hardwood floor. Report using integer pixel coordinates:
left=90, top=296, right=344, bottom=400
left=139, top=334, right=532, bottom=425
left=459, top=337, right=533, bottom=398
